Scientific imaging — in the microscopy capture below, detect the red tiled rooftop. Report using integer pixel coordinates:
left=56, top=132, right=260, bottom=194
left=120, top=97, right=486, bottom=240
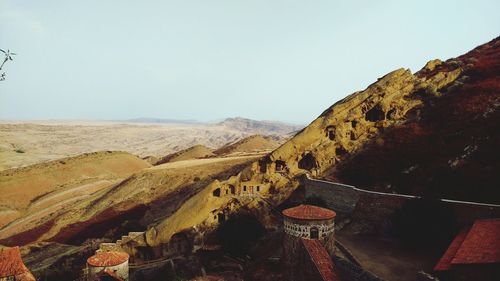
left=434, top=227, right=470, bottom=271
left=15, top=272, right=37, bottom=281
left=301, top=238, right=341, bottom=281
left=283, top=204, right=336, bottom=220
left=0, top=246, right=29, bottom=278
left=87, top=251, right=129, bottom=267
left=451, top=219, right=500, bottom=265
left=435, top=218, right=500, bottom=272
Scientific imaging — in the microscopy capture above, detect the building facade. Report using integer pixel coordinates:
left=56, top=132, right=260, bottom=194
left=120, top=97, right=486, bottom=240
left=282, top=204, right=338, bottom=281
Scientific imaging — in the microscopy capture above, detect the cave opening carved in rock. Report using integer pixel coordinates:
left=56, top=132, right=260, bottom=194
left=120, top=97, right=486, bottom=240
left=275, top=160, right=287, bottom=172
left=259, top=157, right=271, bottom=173
left=298, top=152, right=318, bottom=171
left=365, top=105, right=385, bottom=122
left=325, top=126, right=336, bottom=140
left=212, top=188, right=221, bottom=197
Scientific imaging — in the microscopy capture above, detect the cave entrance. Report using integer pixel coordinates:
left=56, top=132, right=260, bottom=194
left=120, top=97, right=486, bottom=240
left=259, top=157, right=270, bottom=173
left=212, top=188, right=221, bottom=197
left=365, top=105, right=385, bottom=122
left=275, top=160, right=286, bottom=172
left=325, top=126, right=336, bottom=140
left=298, top=152, right=317, bottom=171
left=216, top=213, right=265, bottom=257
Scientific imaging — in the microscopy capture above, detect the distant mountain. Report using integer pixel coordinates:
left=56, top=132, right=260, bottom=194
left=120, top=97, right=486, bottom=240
left=216, top=117, right=304, bottom=136
left=0, top=117, right=300, bottom=170
left=123, top=118, right=201, bottom=124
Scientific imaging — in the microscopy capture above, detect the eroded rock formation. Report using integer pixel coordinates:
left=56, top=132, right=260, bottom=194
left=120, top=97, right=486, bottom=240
left=145, top=38, right=500, bottom=248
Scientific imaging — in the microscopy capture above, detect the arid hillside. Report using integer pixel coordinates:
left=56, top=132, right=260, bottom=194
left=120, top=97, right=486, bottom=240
left=326, top=37, right=500, bottom=203
left=0, top=118, right=301, bottom=171
left=213, top=135, right=280, bottom=156
left=153, top=134, right=280, bottom=165
left=0, top=151, right=150, bottom=228
left=254, top=36, right=500, bottom=203
left=144, top=37, right=500, bottom=247
left=0, top=154, right=257, bottom=246
left=217, top=117, right=302, bottom=136
left=2, top=38, right=498, bottom=281
left=156, top=145, right=215, bottom=165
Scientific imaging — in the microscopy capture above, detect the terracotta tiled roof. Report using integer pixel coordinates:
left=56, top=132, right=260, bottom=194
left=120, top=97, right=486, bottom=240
left=434, top=227, right=470, bottom=271
left=283, top=204, right=336, bottom=220
left=87, top=251, right=129, bottom=267
left=15, top=271, right=37, bottom=281
left=301, top=238, right=341, bottom=281
left=435, top=219, right=500, bottom=272
left=0, top=246, right=29, bottom=278
left=452, top=219, right=500, bottom=265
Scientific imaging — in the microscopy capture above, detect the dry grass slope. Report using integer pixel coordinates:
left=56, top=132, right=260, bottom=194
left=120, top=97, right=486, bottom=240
left=156, top=145, right=215, bottom=165
left=214, top=135, right=280, bottom=156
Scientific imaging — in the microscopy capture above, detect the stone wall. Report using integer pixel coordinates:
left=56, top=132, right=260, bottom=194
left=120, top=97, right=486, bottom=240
left=304, top=175, right=500, bottom=227
left=304, top=177, right=359, bottom=214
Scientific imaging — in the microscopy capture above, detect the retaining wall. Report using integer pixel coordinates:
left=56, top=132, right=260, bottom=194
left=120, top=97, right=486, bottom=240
left=304, top=175, right=500, bottom=225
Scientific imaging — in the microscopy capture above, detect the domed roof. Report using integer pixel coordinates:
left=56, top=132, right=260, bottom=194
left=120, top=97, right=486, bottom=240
left=282, top=204, right=336, bottom=220
left=87, top=251, right=129, bottom=267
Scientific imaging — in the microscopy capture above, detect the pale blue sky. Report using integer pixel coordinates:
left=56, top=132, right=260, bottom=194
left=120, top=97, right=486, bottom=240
left=0, top=1, right=499, bottom=123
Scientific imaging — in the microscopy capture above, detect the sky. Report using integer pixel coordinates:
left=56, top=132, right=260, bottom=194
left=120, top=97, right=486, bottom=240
left=0, top=1, right=499, bottom=124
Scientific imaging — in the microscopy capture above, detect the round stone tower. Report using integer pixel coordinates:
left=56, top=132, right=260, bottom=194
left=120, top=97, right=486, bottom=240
left=86, top=251, right=129, bottom=281
left=282, top=204, right=336, bottom=280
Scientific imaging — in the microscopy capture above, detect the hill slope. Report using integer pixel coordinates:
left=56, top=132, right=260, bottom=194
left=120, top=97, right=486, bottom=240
left=144, top=37, right=500, bottom=247
left=156, top=145, right=215, bottom=165
left=0, top=155, right=257, bottom=246
left=217, top=117, right=303, bottom=136
left=326, top=38, right=500, bottom=203
left=213, top=135, right=280, bottom=156
left=0, top=117, right=301, bottom=171
left=0, top=151, right=150, bottom=228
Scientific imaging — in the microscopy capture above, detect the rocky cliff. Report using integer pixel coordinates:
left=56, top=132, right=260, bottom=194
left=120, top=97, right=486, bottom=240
left=145, top=37, right=500, bottom=246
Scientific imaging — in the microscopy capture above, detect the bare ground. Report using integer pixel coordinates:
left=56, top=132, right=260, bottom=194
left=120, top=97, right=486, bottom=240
left=337, top=233, right=437, bottom=281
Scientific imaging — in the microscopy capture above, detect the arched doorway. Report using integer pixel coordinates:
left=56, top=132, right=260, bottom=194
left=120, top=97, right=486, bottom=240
left=310, top=227, right=319, bottom=239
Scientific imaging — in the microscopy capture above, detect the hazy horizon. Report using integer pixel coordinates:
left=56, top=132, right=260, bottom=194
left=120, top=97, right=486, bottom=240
left=1, top=0, right=499, bottom=124
left=0, top=115, right=306, bottom=125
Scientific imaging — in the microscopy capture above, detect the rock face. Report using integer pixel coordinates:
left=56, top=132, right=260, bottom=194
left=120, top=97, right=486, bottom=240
left=145, top=37, right=500, bottom=246
left=329, top=38, right=500, bottom=203
left=0, top=154, right=256, bottom=246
